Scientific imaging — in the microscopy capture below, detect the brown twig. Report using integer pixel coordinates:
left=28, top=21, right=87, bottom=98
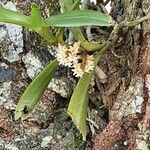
left=93, top=120, right=125, bottom=150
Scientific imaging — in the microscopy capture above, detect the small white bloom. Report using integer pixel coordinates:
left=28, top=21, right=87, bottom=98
left=56, top=42, right=94, bottom=78
left=72, top=54, right=94, bottom=78
left=56, top=42, right=80, bottom=67
left=72, top=63, right=84, bottom=77
left=84, top=55, right=94, bottom=73
left=70, top=42, right=80, bottom=55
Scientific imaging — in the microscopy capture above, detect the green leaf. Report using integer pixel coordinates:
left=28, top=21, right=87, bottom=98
left=59, top=0, right=74, bottom=11
left=30, top=3, right=45, bottom=27
left=0, top=6, right=32, bottom=28
left=29, top=3, right=56, bottom=44
left=0, top=5, right=56, bottom=44
left=67, top=72, right=93, bottom=140
left=45, top=10, right=114, bottom=27
left=33, top=27, right=56, bottom=45
left=15, top=59, right=59, bottom=120
left=67, top=49, right=105, bottom=140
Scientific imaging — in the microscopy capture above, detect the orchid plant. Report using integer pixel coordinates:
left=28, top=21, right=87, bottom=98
left=0, top=0, right=114, bottom=140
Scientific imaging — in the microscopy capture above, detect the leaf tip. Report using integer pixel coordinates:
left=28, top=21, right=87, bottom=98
left=82, top=132, right=87, bottom=141
left=14, top=110, right=22, bottom=121
left=14, top=105, right=29, bottom=121
left=31, top=3, right=38, bottom=9
left=109, top=17, right=116, bottom=26
left=67, top=109, right=87, bottom=141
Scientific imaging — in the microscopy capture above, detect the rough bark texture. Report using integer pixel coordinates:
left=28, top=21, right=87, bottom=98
left=0, top=0, right=149, bottom=150
left=93, top=0, right=150, bottom=149
left=0, top=0, right=77, bottom=149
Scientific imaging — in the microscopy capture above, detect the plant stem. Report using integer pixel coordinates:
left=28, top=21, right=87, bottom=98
left=58, top=0, right=103, bottom=51
left=70, top=0, right=104, bottom=51
left=34, top=27, right=56, bottom=45
left=93, top=14, right=150, bottom=66
left=127, top=14, right=150, bottom=27
left=106, top=13, right=150, bottom=45
left=56, top=28, right=65, bottom=44
left=70, top=0, right=82, bottom=10
left=71, top=27, right=104, bottom=51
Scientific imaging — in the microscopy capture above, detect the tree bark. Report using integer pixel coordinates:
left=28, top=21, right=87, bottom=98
left=93, top=0, right=150, bottom=149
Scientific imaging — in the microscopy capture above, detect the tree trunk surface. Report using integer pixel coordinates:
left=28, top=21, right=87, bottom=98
left=0, top=0, right=149, bottom=150
left=93, top=0, right=150, bottom=149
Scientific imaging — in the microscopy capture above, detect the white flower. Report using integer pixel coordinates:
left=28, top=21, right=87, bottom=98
left=56, top=42, right=94, bottom=78
left=56, top=42, right=80, bottom=67
left=72, top=54, right=94, bottom=78
left=84, top=55, right=94, bottom=73
left=72, top=63, right=84, bottom=77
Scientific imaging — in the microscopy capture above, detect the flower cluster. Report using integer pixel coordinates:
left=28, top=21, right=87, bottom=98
left=56, top=42, right=94, bottom=77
